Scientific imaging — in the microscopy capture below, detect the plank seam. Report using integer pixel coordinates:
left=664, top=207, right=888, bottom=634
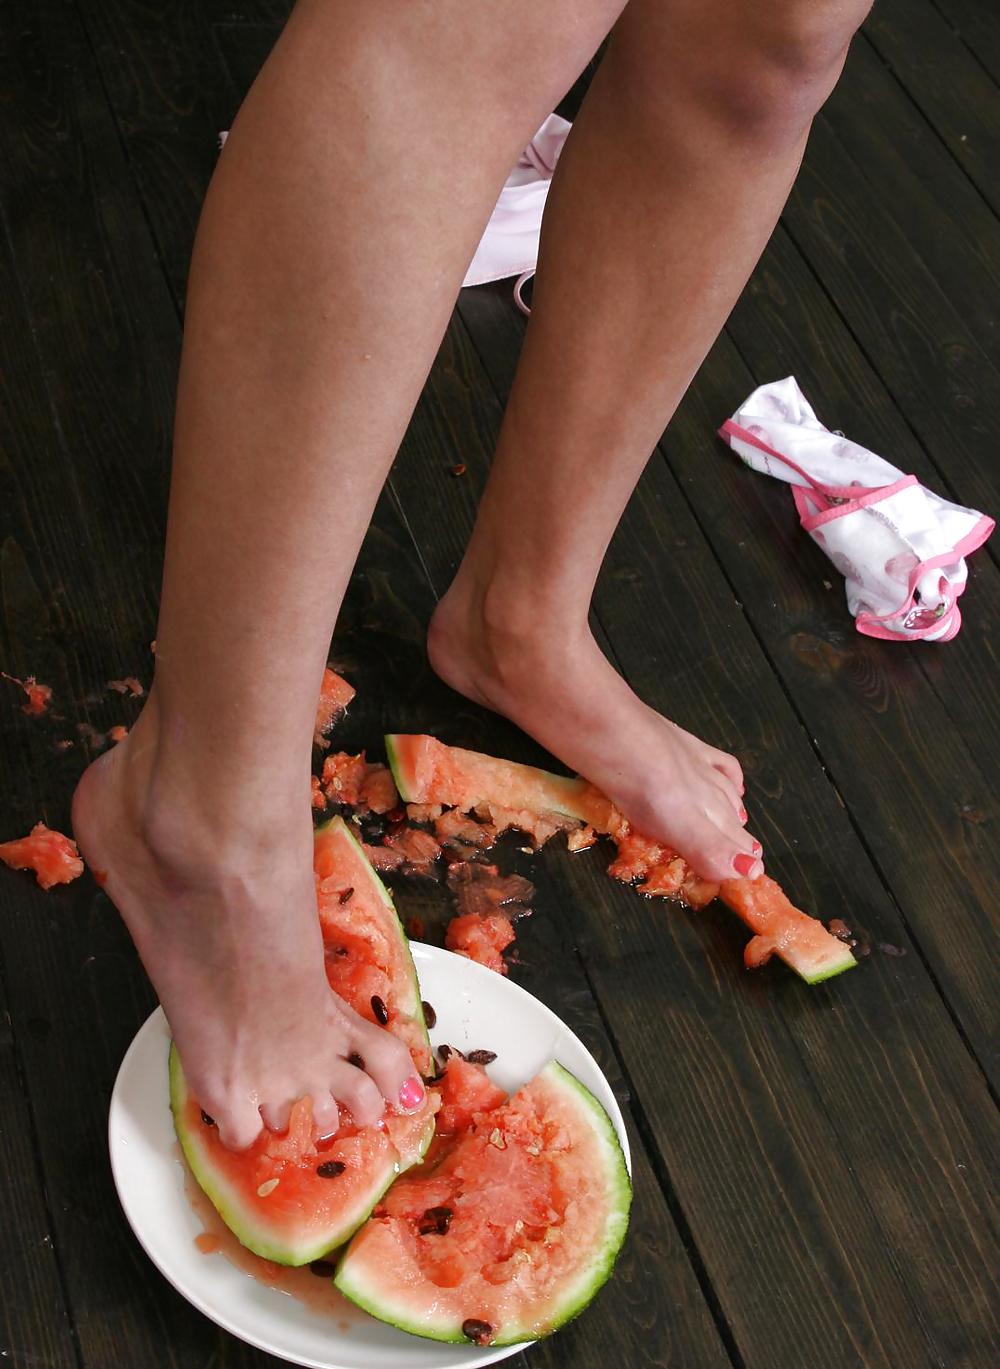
left=859, top=24, right=1000, bottom=220
left=924, top=1, right=1000, bottom=91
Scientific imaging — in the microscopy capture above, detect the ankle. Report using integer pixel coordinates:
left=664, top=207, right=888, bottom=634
left=106, top=691, right=311, bottom=883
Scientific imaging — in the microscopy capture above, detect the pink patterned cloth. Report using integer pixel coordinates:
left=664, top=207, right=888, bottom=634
left=462, top=114, right=571, bottom=314
left=720, top=378, right=994, bottom=642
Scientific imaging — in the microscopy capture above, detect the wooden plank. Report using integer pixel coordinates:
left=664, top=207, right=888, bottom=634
left=2, top=4, right=732, bottom=1366
left=779, top=103, right=1000, bottom=528
left=863, top=0, right=1000, bottom=215
left=930, top=0, right=1000, bottom=85
left=823, top=36, right=1000, bottom=369
left=449, top=281, right=1000, bottom=1366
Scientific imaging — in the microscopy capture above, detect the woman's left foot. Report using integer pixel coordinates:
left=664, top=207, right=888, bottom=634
left=427, top=577, right=762, bottom=883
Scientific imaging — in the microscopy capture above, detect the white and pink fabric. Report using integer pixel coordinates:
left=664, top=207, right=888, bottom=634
left=720, top=377, right=994, bottom=642
left=462, top=114, right=571, bottom=314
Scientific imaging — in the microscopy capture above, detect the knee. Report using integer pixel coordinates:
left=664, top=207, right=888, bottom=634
left=609, top=0, right=872, bottom=151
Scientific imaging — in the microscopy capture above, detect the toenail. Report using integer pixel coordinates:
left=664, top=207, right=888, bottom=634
left=732, top=853, right=756, bottom=878
left=751, top=839, right=762, bottom=856
left=738, top=805, right=748, bottom=823
left=398, top=1076, right=424, bottom=1110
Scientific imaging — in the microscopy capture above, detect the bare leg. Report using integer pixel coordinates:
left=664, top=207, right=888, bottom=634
left=430, top=0, right=871, bottom=881
left=72, top=0, right=623, bottom=1148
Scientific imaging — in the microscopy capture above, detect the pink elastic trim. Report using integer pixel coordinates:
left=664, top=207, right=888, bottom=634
left=719, top=419, right=867, bottom=504
left=853, top=515, right=994, bottom=630
left=797, top=476, right=919, bottom=532
left=514, top=270, right=534, bottom=316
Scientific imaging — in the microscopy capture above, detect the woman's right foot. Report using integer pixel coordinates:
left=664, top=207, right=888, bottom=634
left=71, top=694, right=423, bottom=1150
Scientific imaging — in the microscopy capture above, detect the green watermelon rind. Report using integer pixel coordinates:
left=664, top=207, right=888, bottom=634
left=384, top=733, right=595, bottom=823
left=333, top=1058, right=633, bottom=1346
left=796, top=943, right=858, bottom=985
left=315, top=815, right=432, bottom=1062
left=169, top=818, right=434, bottom=1266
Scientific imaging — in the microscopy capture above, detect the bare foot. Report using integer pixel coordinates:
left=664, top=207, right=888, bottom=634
left=428, top=581, right=763, bottom=883
left=71, top=694, right=423, bottom=1150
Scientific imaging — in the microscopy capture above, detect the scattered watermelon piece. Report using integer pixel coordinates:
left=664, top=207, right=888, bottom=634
left=358, top=764, right=398, bottom=815
left=108, top=724, right=129, bottom=744
left=314, top=668, right=356, bottom=748
left=446, top=913, right=516, bottom=975
left=386, top=733, right=855, bottom=984
left=384, top=826, right=442, bottom=874
left=434, top=808, right=497, bottom=851
left=2, top=671, right=53, bottom=717
left=0, top=823, right=84, bottom=889
left=335, top=1059, right=632, bottom=1347
left=172, top=818, right=435, bottom=1266
left=107, top=677, right=144, bottom=697
left=718, top=876, right=857, bottom=984
left=322, top=751, right=368, bottom=806
left=310, top=774, right=327, bottom=811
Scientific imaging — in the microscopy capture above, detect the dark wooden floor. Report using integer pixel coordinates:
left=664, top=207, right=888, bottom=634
left=1, top=2, right=998, bottom=1366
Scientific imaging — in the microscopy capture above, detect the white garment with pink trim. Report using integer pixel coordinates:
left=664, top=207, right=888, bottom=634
left=462, top=114, right=571, bottom=313
left=720, top=377, right=994, bottom=642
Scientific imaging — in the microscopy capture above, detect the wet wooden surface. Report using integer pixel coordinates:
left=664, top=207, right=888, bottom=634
left=1, top=2, right=997, bottom=1366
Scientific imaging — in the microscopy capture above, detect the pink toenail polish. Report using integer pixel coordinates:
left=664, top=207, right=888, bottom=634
left=738, top=805, right=748, bottom=823
left=398, top=1077, right=424, bottom=1110
left=751, top=839, right=762, bottom=856
left=733, top=853, right=756, bottom=878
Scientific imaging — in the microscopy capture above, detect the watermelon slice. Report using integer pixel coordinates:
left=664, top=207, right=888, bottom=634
left=335, top=1057, right=632, bottom=1346
left=386, top=734, right=855, bottom=985
left=170, top=817, right=436, bottom=1266
left=385, top=733, right=614, bottom=831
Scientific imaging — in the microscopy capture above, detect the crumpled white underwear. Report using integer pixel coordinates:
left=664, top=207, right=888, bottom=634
left=720, top=377, right=994, bottom=642
left=462, top=114, right=570, bottom=314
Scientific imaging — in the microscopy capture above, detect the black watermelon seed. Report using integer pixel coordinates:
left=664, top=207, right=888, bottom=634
left=316, top=1160, right=347, bottom=1178
left=421, top=1000, right=437, bottom=1029
left=371, top=994, right=389, bottom=1025
left=346, top=1051, right=365, bottom=1070
left=309, top=1259, right=336, bottom=1277
left=462, top=1318, right=493, bottom=1345
left=200, top=1110, right=215, bottom=1127
left=465, top=1049, right=497, bottom=1065
left=338, top=886, right=354, bottom=904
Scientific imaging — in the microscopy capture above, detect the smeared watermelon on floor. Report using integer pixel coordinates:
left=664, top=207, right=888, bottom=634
left=171, top=817, right=436, bottom=1266
left=386, top=733, right=855, bottom=984
left=334, top=1056, right=631, bottom=1346
left=0, top=823, right=84, bottom=889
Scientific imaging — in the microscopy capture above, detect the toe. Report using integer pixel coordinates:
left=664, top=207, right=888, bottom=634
left=705, top=744, right=744, bottom=794
left=310, top=1088, right=341, bottom=1139
left=328, top=1059, right=384, bottom=1128
left=350, top=1018, right=424, bottom=1113
left=259, top=1095, right=293, bottom=1134
left=213, top=1094, right=265, bottom=1152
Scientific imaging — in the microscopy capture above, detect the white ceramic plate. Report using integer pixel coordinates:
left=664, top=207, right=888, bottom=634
left=109, top=942, right=631, bottom=1369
